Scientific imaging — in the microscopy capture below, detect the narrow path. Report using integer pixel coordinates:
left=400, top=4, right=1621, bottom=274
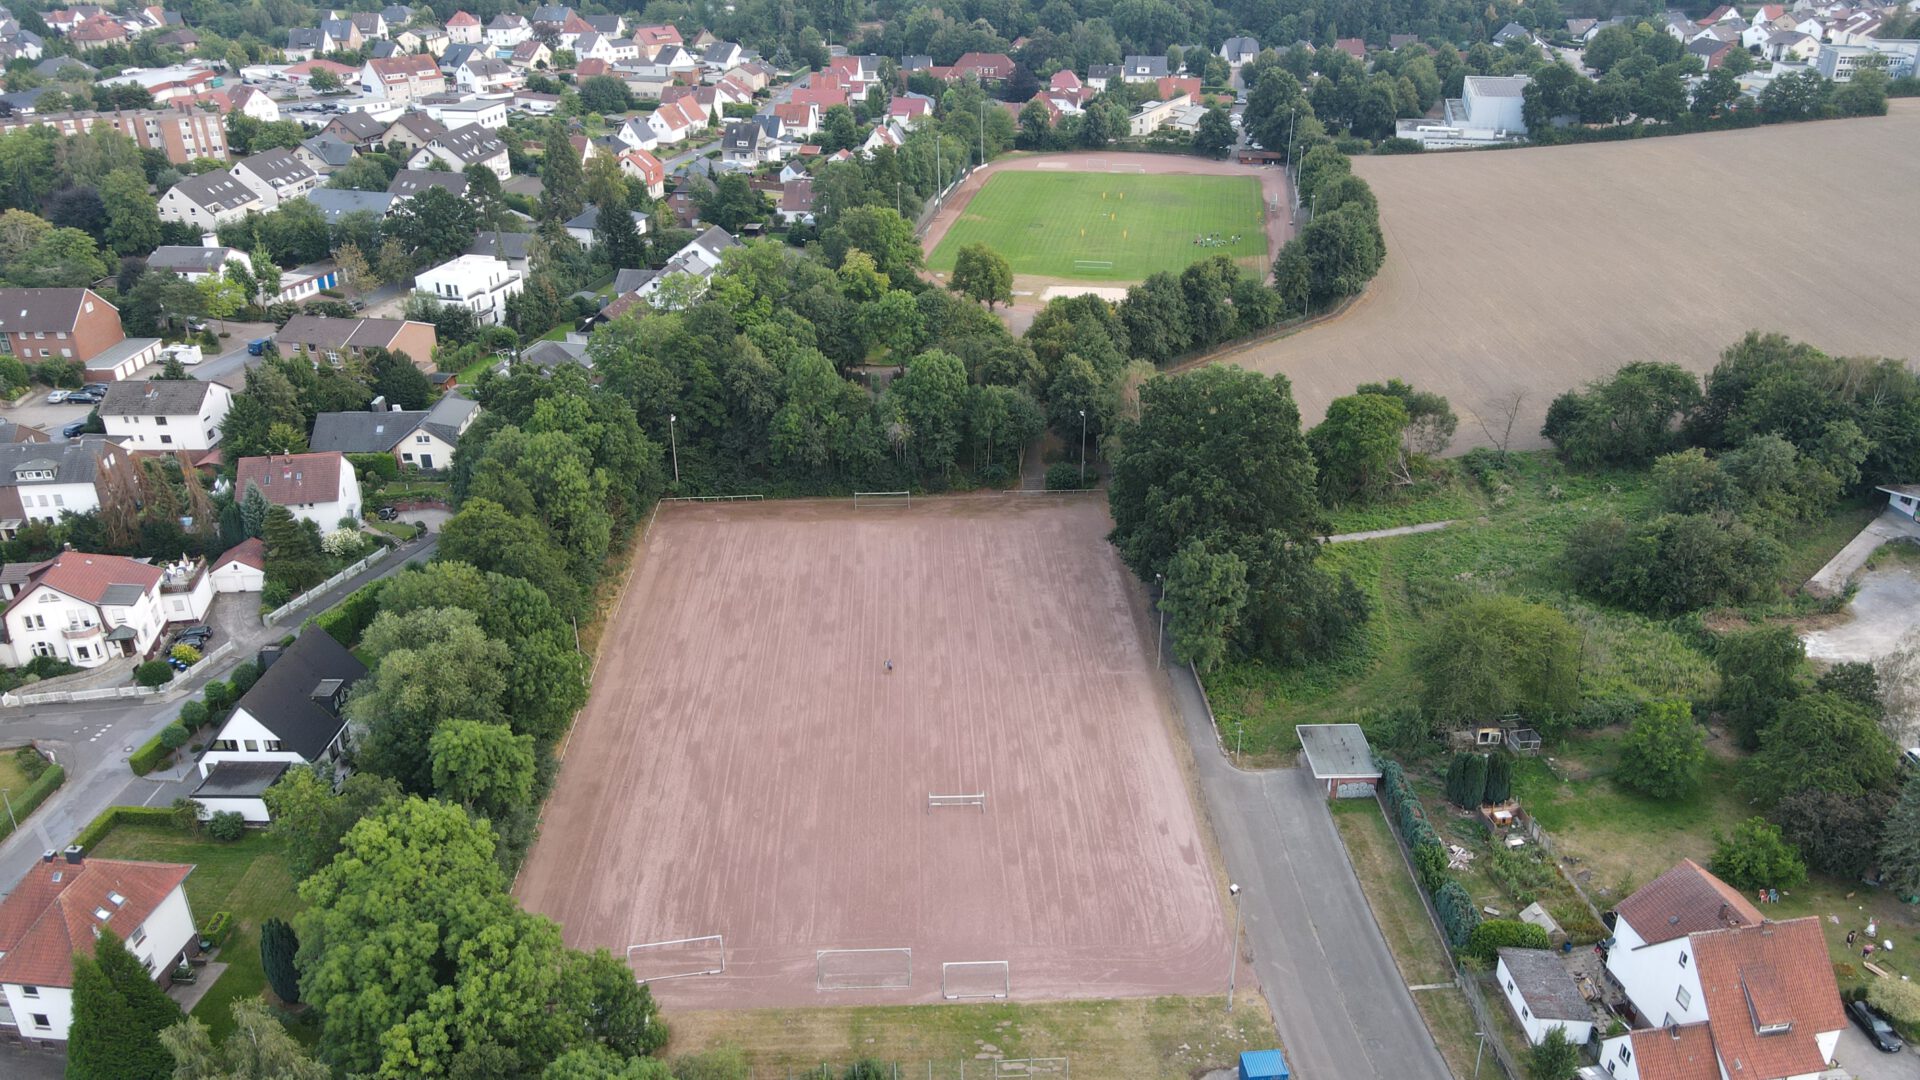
left=1325, top=520, right=1456, bottom=544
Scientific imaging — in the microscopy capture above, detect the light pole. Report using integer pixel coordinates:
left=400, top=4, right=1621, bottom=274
left=1285, top=107, right=1298, bottom=221
left=668, top=413, right=679, bottom=486
left=1154, top=572, right=1165, bottom=668
left=1472, top=1030, right=1486, bottom=1080
left=1226, top=883, right=1243, bottom=1011
left=895, top=180, right=901, bottom=215
left=978, top=99, right=986, bottom=165
left=1077, top=409, right=1087, bottom=485
left=0, top=787, right=14, bottom=833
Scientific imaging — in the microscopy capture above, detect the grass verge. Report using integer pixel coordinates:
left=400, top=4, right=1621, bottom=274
left=668, top=994, right=1278, bottom=1078
left=86, top=823, right=312, bottom=1043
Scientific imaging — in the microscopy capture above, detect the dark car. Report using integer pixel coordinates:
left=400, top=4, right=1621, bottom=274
left=60, top=420, right=87, bottom=438
left=172, top=625, right=214, bottom=649
left=376, top=505, right=399, bottom=521
left=74, top=384, right=107, bottom=401
left=1850, top=999, right=1904, bottom=1053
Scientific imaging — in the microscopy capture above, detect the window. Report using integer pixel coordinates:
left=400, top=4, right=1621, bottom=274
left=31, top=642, right=53, bottom=658
left=31, top=1014, right=49, bottom=1029
left=21, top=985, right=38, bottom=998
left=1521, top=1006, right=1530, bottom=1021
left=75, top=646, right=90, bottom=660
left=211, top=739, right=238, bottom=752
left=1620, top=1047, right=1632, bottom=1065
left=51, top=494, right=61, bottom=507
left=130, top=925, right=146, bottom=946
left=1678, top=952, right=1688, bottom=967
left=155, top=416, right=167, bottom=426
left=1676, top=986, right=1691, bottom=1010
left=242, top=740, right=258, bottom=752
left=25, top=614, right=44, bottom=629
left=263, top=740, right=283, bottom=752
left=160, top=435, right=172, bottom=445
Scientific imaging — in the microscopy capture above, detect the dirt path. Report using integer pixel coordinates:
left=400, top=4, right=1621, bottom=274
left=919, top=151, right=1295, bottom=305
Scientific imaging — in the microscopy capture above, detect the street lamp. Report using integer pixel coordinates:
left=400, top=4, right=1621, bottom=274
left=668, top=413, right=679, bottom=486
left=1285, top=107, right=1298, bottom=221
left=1226, top=883, right=1243, bottom=1011
left=978, top=99, right=986, bottom=165
left=1472, top=1030, right=1486, bottom=1080
left=0, top=787, right=14, bottom=833
left=1078, top=409, right=1087, bottom=486
left=1154, top=572, right=1165, bottom=668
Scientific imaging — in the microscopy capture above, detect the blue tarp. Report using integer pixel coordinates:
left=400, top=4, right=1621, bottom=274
left=1239, top=1048, right=1289, bottom=1080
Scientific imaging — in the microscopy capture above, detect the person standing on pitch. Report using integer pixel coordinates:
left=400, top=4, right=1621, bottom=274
left=885, top=659, right=893, bottom=672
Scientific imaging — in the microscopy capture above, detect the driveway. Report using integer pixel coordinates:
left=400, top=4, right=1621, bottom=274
left=0, top=396, right=94, bottom=438
left=1164, top=656, right=1450, bottom=1078
left=1804, top=564, right=1920, bottom=665
left=1835, top=1023, right=1912, bottom=1080
left=187, top=320, right=277, bottom=387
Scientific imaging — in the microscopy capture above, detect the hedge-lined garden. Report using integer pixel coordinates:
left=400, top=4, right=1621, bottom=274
left=1378, top=757, right=1481, bottom=949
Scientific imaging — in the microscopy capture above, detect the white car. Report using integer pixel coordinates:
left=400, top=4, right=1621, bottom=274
left=45, top=390, right=69, bottom=404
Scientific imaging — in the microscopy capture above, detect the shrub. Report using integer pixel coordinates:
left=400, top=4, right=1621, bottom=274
left=177, top=700, right=209, bottom=730
left=311, top=579, right=385, bottom=649
left=1045, top=462, right=1089, bottom=490
left=262, top=581, right=292, bottom=609
left=13, top=745, right=49, bottom=780
left=200, top=910, right=234, bottom=948
left=1710, top=817, right=1807, bottom=891
left=0, top=763, right=63, bottom=843
left=1868, top=978, right=1920, bottom=1038
left=170, top=796, right=201, bottom=834
left=1413, top=840, right=1448, bottom=893
left=1433, top=879, right=1481, bottom=947
left=71, top=805, right=176, bottom=850
left=128, top=732, right=172, bottom=776
left=158, top=723, right=190, bottom=751
left=1617, top=700, right=1705, bottom=799
left=206, top=811, right=246, bottom=841
left=203, top=679, right=234, bottom=712
left=1573, top=692, right=1641, bottom=730
left=1484, top=754, right=1513, bottom=803
left=1466, top=919, right=1551, bottom=963
left=169, top=644, right=201, bottom=665
left=1487, top=847, right=1557, bottom=904
left=346, top=452, right=400, bottom=482
left=230, top=661, right=260, bottom=694
left=133, top=660, right=174, bottom=687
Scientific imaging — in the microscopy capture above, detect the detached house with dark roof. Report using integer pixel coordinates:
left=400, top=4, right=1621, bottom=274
left=308, top=394, right=477, bottom=471
left=407, top=123, right=509, bottom=180
left=274, top=314, right=436, bottom=371
left=157, top=168, right=262, bottom=227
left=195, top=630, right=367, bottom=821
left=228, top=147, right=322, bottom=209
left=234, top=451, right=362, bottom=528
left=0, top=854, right=197, bottom=1042
left=100, top=378, right=233, bottom=451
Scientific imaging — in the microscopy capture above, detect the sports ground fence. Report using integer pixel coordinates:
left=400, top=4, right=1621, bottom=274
left=757, top=1059, right=1068, bottom=1079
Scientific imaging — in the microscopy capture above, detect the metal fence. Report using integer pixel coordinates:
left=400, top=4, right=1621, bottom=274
left=761, top=1059, right=1066, bottom=1079
left=1457, top=967, right=1526, bottom=1080
left=264, top=548, right=389, bottom=626
left=1523, top=819, right=1610, bottom=933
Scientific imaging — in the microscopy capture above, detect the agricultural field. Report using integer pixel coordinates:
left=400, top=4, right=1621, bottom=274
left=926, top=169, right=1268, bottom=282
left=1219, top=103, right=1920, bottom=448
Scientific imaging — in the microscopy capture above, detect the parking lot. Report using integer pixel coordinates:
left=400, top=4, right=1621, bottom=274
left=5, top=393, right=99, bottom=439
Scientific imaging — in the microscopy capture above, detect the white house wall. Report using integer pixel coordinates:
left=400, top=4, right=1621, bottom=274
left=10, top=482, right=100, bottom=525
left=210, top=561, right=264, bottom=593
left=194, top=795, right=270, bottom=823
left=126, top=885, right=196, bottom=982
left=1, top=983, right=73, bottom=1041
left=201, top=707, right=312, bottom=777
left=160, top=573, right=213, bottom=624
left=1606, top=919, right=1708, bottom=1027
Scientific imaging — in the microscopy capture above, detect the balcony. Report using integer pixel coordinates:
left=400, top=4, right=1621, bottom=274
left=61, top=623, right=102, bottom=640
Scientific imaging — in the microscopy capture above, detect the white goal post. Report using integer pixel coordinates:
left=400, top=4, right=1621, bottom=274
left=927, top=792, right=986, bottom=813
left=1071, top=260, right=1114, bottom=271
left=941, top=960, right=1011, bottom=1000
left=626, top=935, right=725, bottom=983
left=853, top=490, right=911, bottom=508
left=816, top=947, right=913, bottom=991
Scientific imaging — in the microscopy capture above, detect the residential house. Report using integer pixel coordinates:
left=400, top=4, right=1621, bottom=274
left=408, top=124, right=510, bottom=180
left=466, top=230, right=535, bottom=276
left=446, top=9, right=482, bottom=45
left=299, top=133, right=356, bottom=171
left=0, top=550, right=177, bottom=666
left=285, top=26, right=326, bottom=59
left=229, top=147, right=322, bottom=209
left=309, top=394, right=477, bottom=471
left=701, top=41, right=744, bottom=71
left=274, top=315, right=436, bottom=370
left=1157, top=74, right=1203, bottom=103
left=1491, top=22, right=1533, bottom=46
left=1219, top=35, right=1260, bottom=65
left=721, top=120, right=765, bottom=167
left=100, top=379, right=231, bottom=451
left=648, top=97, right=706, bottom=145
left=208, top=537, right=264, bottom=594
left=306, top=188, right=396, bottom=225
left=380, top=111, right=448, bottom=154
left=632, top=23, right=681, bottom=49
left=888, top=94, right=933, bottom=127
left=1128, top=94, right=1190, bottom=136
left=563, top=204, right=651, bottom=250
left=1495, top=948, right=1594, bottom=1046
left=774, top=100, right=820, bottom=137
left=67, top=14, right=127, bottom=51
left=145, top=241, right=247, bottom=282
left=777, top=177, right=815, bottom=225
left=0, top=854, right=196, bottom=1043
left=519, top=336, right=591, bottom=372
left=635, top=225, right=738, bottom=304
left=484, top=13, right=530, bottom=50
left=320, top=110, right=388, bottom=145
left=437, top=41, right=480, bottom=74
left=1767, top=30, right=1821, bottom=61
left=0, top=288, right=131, bottom=371
left=952, top=51, right=1015, bottom=83
left=1122, top=54, right=1170, bottom=82
left=349, top=10, right=388, bottom=41
left=0, top=438, right=133, bottom=537
left=234, top=451, right=361, bottom=528
left=229, top=84, right=279, bottom=122
left=423, top=97, right=508, bottom=130
left=1087, top=63, right=1122, bottom=91
left=387, top=168, right=467, bottom=202
left=195, top=631, right=367, bottom=820
left=360, top=52, right=445, bottom=103
left=456, top=56, right=518, bottom=93
left=861, top=121, right=905, bottom=155
left=320, top=17, right=362, bottom=53
left=508, top=38, right=550, bottom=69
left=157, top=169, right=260, bottom=226
left=726, top=61, right=772, bottom=92
left=617, top=148, right=665, bottom=197
left=414, top=253, right=521, bottom=325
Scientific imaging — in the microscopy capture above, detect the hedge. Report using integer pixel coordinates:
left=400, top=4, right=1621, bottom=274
left=1379, top=755, right=1484, bottom=951
left=200, top=910, right=234, bottom=949
left=72, top=805, right=177, bottom=850
left=0, top=763, right=63, bottom=844
left=348, top=452, right=400, bottom=483
left=129, top=731, right=174, bottom=776
left=1433, top=880, right=1482, bottom=947
left=1466, top=919, right=1550, bottom=963
left=311, top=578, right=386, bottom=649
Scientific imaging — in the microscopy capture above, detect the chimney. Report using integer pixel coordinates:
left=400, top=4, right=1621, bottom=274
left=369, top=395, right=386, bottom=412
left=64, top=844, right=84, bottom=864
left=200, top=232, right=219, bottom=248
left=256, top=644, right=284, bottom=672
left=42, top=849, right=55, bottom=863
left=391, top=403, right=403, bottom=412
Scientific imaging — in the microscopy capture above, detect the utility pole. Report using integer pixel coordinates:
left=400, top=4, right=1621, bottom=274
left=1077, top=409, right=1087, bottom=486
left=668, top=413, right=679, bottom=486
left=1154, top=572, right=1165, bottom=668
left=1226, top=883, right=1243, bottom=1011
left=977, top=99, right=985, bottom=164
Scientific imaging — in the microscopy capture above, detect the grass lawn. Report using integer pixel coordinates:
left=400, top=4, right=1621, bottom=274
left=0, top=747, right=39, bottom=802
left=926, top=171, right=1266, bottom=282
left=667, top=994, right=1278, bottom=1078
left=86, top=823, right=312, bottom=1043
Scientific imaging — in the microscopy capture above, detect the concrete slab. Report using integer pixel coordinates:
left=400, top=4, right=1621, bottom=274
left=1804, top=565, right=1920, bottom=665
left=1835, top=1022, right=1913, bottom=1080
left=165, top=960, right=228, bottom=1013
left=1806, top=512, right=1920, bottom=598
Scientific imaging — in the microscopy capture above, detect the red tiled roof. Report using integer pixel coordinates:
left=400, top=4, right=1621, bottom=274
left=1616, top=859, right=1763, bottom=945
left=211, top=536, right=265, bottom=572
left=1335, top=37, right=1366, bottom=59
left=234, top=452, right=346, bottom=508
left=633, top=24, right=680, bottom=46
left=370, top=53, right=441, bottom=80
left=1157, top=75, right=1202, bottom=102
left=953, top=51, right=1014, bottom=78
left=575, top=58, right=609, bottom=76
left=888, top=95, right=931, bottom=117
left=1626, top=1023, right=1721, bottom=1080
left=0, top=859, right=193, bottom=988
left=21, top=551, right=162, bottom=607
left=448, top=10, right=480, bottom=25
left=1049, top=69, right=1082, bottom=90
left=1692, top=919, right=1845, bottom=1079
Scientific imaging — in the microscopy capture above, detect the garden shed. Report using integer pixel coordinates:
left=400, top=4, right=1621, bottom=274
left=1296, top=723, right=1382, bottom=798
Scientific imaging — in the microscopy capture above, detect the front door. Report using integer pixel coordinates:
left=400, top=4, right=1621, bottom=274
left=419, top=453, right=433, bottom=469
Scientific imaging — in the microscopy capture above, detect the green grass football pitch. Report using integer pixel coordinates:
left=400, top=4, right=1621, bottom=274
left=926, top=170, right=1268, bottom=282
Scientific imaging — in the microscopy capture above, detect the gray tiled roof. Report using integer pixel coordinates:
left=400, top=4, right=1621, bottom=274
left=146, top=245, right=241, bottom=274
left=420, top=394, right=477, bottom=442
left=388, top=169, right=467, bottom=199
left=1496, top=948, right=1588, bottom=1021
left=99, top=582, right=146, bottom=606
left=310, top=409, right=427, bottom=453
left=0, top=288, right=104, bottom=333
left=0, top=437, right=114, bottom=487
left=306, top=188, right=396, bottom=224
left=100, top=379, right=218, bottom=417
left=467, top=231, right=533, bottom=262
left=168, top=169, right=258, bottom=213
left=237, top=147, right=316, bottom=185
left=231, top=630, right=365, bottom=760
left=433, top=125, right=505, bottom=164
left=193, top=761, right=290, bottom=799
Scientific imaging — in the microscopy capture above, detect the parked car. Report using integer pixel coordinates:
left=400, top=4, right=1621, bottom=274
left=1849, top=999, right=1903, bottom=1053
left=172, top=625, right=214, bottom=649
left=376, top=506, right=400, bottom=521
left=74, top=384, right=107, bottom=402
left=45, top=390, right=69, bottom=404
left=60, top=420, right=87, bottom=438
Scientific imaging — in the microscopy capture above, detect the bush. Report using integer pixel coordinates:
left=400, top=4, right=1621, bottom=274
left=170, top=796, right=201, bottom=834
left=170, top=644, right=201, bottom=665
left=0, top=763, right=63, bottom=843
left=1466, top=919, right=1551, bottom=963
left=230, top=661, right=260, bottom=694
left=177, top=700, right=210, bottom=731
left=1573, top=692, right=1641, bottom=730
left=1868, top=978, right=1920, bottom=1039
left=206, top=811, right=246, bottom=841
left=1710, top=817, right=1807, bottom=891
left=262, top=581, right=292, bottom=609
left=1433, top=879, right=1481, bottom=947
left=128, top=732, right=173, bottom=776
left=1617, top=700, right=1705, bottom=799
left=200, top=910, right=234, bottom=948
left=158, top=723, right=190, bottom=751
left=347, top=452, right=400, bottom=483
left=203, top=679, right=234, bottom=712
left=13, top=745, right=49, bottom=781
left=134, top=660, right=174, bottom=687
left=312, top=579, right=385, bottom=649
left=1045, top=461, right=1089, bottom=490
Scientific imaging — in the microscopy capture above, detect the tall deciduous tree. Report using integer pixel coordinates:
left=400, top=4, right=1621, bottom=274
left=1307, top=392, right=1408, bottom=506
left=99, top=167, right=161, bottom=256
left=948, top=242, right=1013, bottom=309
left=1617, top=700, right=1705, bottom=798
left=161, top=999, right=329, bottom=1079
left=1741, top=692, right=1895, bottom=806
left=539, top=121, right=586, bottom=222
left=1715, top=625, right=1804, bottom=750
left=429, top=718, right=536, bottom=821
left=349, top=609, right=512, bottom=793
left=1880, top=775, right=1920, bottom=900
left=1415, top=596, right=1579, bottom=728
left=263, top=765, right=404, bottom=879
left=1160, top=539, right=1248, bottom=673
left=388, top=186, right=477, bottom=268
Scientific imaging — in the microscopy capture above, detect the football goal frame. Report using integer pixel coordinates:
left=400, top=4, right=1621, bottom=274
left=815, top=947, right=913, bottom=991
left=1071, top=260, right=1114, bottom=272
left=941, top=960, right=1011, bottom=1000
left=853, top=490, right=912, bottom=508
left=626, top=934, right=725, bottom=983
left=927, top=792, right=986, bottom=813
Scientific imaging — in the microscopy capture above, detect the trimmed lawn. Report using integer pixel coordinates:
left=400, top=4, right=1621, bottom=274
left=1330, top=800, right=1452, bottom=985
left=86, top=824, right=310, bottom=1042
left=0, top=747, right=38, bottom=801
left=927, top=171, right=1266, bottom=281
left=667, top=994, right=1278, bottom=1078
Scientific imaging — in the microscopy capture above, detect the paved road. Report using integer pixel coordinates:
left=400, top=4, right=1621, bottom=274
left=1163, top=654, right=1451, bottom=1079
left=0, top=532, right=437, bottom=900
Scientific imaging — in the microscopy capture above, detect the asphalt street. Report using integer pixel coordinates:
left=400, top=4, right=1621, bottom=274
left=0, top=532, right=437, bottom=901
left=1164, top=655, right=1452, bottom=1079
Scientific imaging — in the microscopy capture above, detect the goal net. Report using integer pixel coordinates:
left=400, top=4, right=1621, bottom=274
left=853, top=490, right=911, bottom=508
left=927, top=792, right=987, bottom=813
left=1071, top=260, right=1114, bottom=272
left=816, top=947, right=913, bottom=991
left=941, top=960, right=1011, bottom=1000
left=626, top=935, right=725, bottom=983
